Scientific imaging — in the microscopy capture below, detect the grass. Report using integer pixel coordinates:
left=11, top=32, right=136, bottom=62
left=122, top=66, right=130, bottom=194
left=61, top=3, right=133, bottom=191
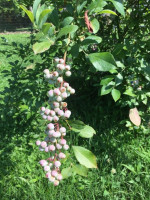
left=0, top=33, right=150, bottom=200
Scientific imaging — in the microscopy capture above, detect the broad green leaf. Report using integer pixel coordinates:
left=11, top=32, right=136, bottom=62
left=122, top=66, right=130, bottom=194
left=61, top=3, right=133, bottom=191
left=111, top=88, right=121, bottom=102
left=101, top=83, right=114, bottom=95
left=69, top=120, right=85, bottom=132
left=100, top=76, right=114, bottom=85
left=88, top=0, right=107, bottom=12
left=61, top=167, right=73, bottom=179
left=33, top=41, right=53, bottom=54
left=20, top=5, right=34, bottom=23
left=35, top=4, right=46, bottom=25
left=72, top=146, right=97, bottom=168
left=70, top=44, right=80, bottom=58
left=42, top=23, right=52, bottom=35
left=57, top=25, right=78, bottom=39
left=77, top=1, right=87, bottom=14
left=81, top=36, right=102, bottom=46
left=110, top=0, right=125, bottom=17
left=33, top=0, right=41, bottom=17
left=73, top=164, right=88, bottom=176
left=90, top=18, right=100, bottom=33
left=115, top=73, right=123, bottom=86
left=124, top=87, right=136, bottom=97
left=98, top=9, right=117, bottom=15
left=38, top=9, right=53, bottom=27
left=60, top=17, right=74, bottom=27
left=79, top=125, right=96, bottom=138
left=89, top=52, right=116, bottom=72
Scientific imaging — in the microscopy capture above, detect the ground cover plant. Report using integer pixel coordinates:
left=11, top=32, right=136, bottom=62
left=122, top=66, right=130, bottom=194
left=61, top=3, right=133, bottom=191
left=0, top=0, right=150, bottom=199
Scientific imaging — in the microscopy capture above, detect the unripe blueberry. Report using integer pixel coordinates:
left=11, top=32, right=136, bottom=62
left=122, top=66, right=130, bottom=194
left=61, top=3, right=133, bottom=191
left=70, top=88, right=75, bottom=94
left=41, top=107, right=46, bottom=112
left=64, top=110, right=71, bottom=118
left=56, top=143, right=62, bottom=150
left=45, top=147, right=49, bottom=152
left=42, top=115, right=47, bottom=120
left=54, top=107, right=60, bottom=113
left=39, top=160, right=48, bottom=166
left=62, top=132, right=66, bottom=136
left=60, top=87, right=66, bottom=93
left=44, top=73, right=51, bottom=79
left=63, top=144, right=69, bottom=150
left=57, top=174, right=63, bottom=181
left=47, top=123, right=54, bottom=130
left=46, top=172, right=51, bottom=178
left=36, top=140, right=41, bottom=146
left=54, top=180, right=59, bottom=186
left=47, top=116, right=53, bottom=122
left=54, top=88, right=61, bottom=96
left=39, top=147, right=44, bottom=151
left=48, top=145, right=56, bottom=151
left=58, top=110, right=64, bottom=117
left=53, top=131, right=61, bottom=138
left=53, top=102, right=59, bottom=108
left=61, top=102, right=67, bottom=107
left=53, top=71, right=59, bottom=77
left=51, top=170, right=58, bottom=177
left=54, top=57, right=60, bottom=63
left=48, top=90, right=54, bottom=97
left=50, top=110, right=56, bottom=117
left=50, top=137, right=57, bottom=143
left=65, top=71, right=71, bottom=77
left=59, top=59, right=65, bottom=64
left=59, top=152, right=66, bottom=159
left=64, top=82, right=69, bottom=88
left=49, top=176, right=55, bottom=182
left=48, top=130, right=55, bottom=137
left=61, top=92, right=67, bottom=99
left=54, top=161, right=61, bottom=168
left=44, top=165, right=50, bottom=171
left=57, top=77, right=63, bottom=83
left=45, top=109, right=50, bottom=115
left=60, top=139, right=66, bottom=145
left=60, top=127, right=66, bottom=133
left=65, top=65, right=71, bottom=71
left=41, top=141, right=47, bottom=148
left=53, top=115, right=59, bottom=122
left=56, top=96, right=62, bottom=102
left=44, top=69, right=49, bottom=74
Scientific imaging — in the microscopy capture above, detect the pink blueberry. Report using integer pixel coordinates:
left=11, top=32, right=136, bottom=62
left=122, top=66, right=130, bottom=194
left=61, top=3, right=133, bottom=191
left=41, top=141, right=47, bottom=148
left=60, top=139, right=66, bottom=145
left=48, top=145, right=55, bottom=151
left=56, top=143, right=62, bottom=150
left=44, top=165, right=50, bottom=171
left=59, top=152, right=66, bottom=159
left=63, top=144, right=69, bottom=150
left=51, top=170, right=58, bottom=177
left=54, top=180, right=59, bottom=186
left=36, top=140, right=41, bottom=146
left=39, top=160, right=48, bottom=166
left=47, top=123, right=54, bottom=130
left=60, top=127, right=66, bottom=133
left=57, top=174, right=63, bottom=181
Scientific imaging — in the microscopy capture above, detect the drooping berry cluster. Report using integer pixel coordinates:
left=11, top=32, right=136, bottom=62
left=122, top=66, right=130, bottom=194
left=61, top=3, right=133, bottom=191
left=36, top=57, right=75, bottom=186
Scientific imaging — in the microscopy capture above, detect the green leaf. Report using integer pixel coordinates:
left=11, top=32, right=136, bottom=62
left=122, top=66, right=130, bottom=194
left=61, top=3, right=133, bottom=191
left=60, top=17, right=74, bottom=27
left=88, top=0, right=107, bottom=12
left=42, top=23, right=52, bottom=35
left=77, top=1, right=87, bottom=14
left=90, top=18, right=100, bottom=33
left=57, top=25, right=78, bottom=39
left=20, top=5, right=34, bottom=23
left=72, top=164, right=88, bottom=176
left=81, top=36, right=102, bottom=46
left=70, top=44, right=80, bottom=58
left=110, top=0, right=125, bottom=17
left=61, top=167, right=73, bottom=179
left=33, top=41, right=54, bottom=54
left=38, top=9, right=53, bottom=27
left=115, top=73, right=123, bottom=86
left=72, top=146, right=97, bottom=168
left=33, top=0, right=41, bottom=17
left=111, top=88, right=121, bottom=102
left=79, top=125, right=96, bottom=138
left=89, top=52, right=116, bottom=72
left=124, top=87, right=136, bottom=97
left=101, top=83, right=114, bottom=95
left=69, top=120, right=85, bottom=132
left=100, top=76, right=114, bottom=85
left=98, top=9, right=117, bottom=15
left=35, top=4, right=46, bottom=25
